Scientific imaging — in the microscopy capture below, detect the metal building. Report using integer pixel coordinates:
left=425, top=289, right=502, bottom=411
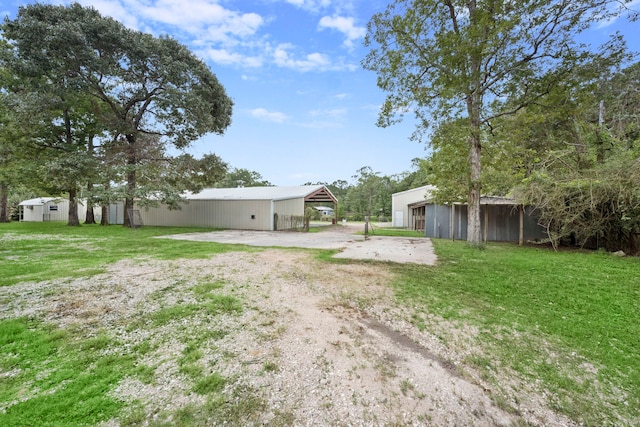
left=137, top=185, right=338, bottom=231
left=422, top=197, right=547, bottom=244
left=391, top=185, right=436, bottom=229
left=18, top=197, right=98, bottom=222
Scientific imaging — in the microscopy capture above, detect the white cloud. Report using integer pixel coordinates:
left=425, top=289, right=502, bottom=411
left=69, top=0, right=359, bottom=72
left=334, top=93, right=350, bottom=100
left=201, top=48, right=263, bottom=67
left=318, top=15, right=365, bottom=49
left=250, top=108, right=289, bottom=123
left=272, top=43, right=331, bottom=71
left=283, top=0, right=332, bottom=13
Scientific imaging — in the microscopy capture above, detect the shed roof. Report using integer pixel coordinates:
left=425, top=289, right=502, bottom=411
left=19, top=197, right=62, bottom=206
left=409, top=195, right=518, bottom=208
left=185, top=185, right=337, bottom=204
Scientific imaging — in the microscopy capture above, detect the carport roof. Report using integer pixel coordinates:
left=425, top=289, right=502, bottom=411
left=185, top=185, right=337, bottom=203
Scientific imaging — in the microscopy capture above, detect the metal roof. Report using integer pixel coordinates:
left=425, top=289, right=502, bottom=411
left=18, top=197, right=62, bottom=206
left=185, top=185, right=337, bottom=203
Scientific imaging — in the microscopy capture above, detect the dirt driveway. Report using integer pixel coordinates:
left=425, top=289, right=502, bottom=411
left=158, top=223, right=438, bottom=265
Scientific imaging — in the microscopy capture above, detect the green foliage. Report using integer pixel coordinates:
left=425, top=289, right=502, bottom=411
left=515, top=150, right=640, bottom=253
left=216, top=168, right=272, bottom=188
left=363, top=0, right=631, bottom=244
left=394, top=239, right=640, bottom=425
left=2, top=3, right=233, bottom=226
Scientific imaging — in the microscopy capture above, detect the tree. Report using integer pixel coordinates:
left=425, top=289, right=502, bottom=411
left=3, top=3, right=233, bottom=227
left=217, top=168, right=271, bottom=188
left=3, top=6, right=114, bottom=226
left=363, top=0, right=632, bottom=245
left=344, top=167, right=393, bottom=220
left=513, top=62, right=640, bottom=253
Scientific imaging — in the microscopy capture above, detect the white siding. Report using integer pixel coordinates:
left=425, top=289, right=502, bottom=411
left=21, top=205, right=45, bottom=222
left=391, top=186, right=435, bottom=228
left=138, top=199, right=273, bottom=230
left=273, top=198, right=304, bottom=217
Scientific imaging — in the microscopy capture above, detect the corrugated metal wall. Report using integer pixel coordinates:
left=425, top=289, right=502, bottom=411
left=274, top=198, right=303, bottom=216
left=139, top=199, right=273, bottom=230
left=425, top=204, right=547, bottom=243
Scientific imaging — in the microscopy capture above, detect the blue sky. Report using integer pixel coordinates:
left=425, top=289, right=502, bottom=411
left=2, top=1, right=639, bottom=186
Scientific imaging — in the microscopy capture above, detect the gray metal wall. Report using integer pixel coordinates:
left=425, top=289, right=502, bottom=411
left=425, top=204, right=546, bottom=243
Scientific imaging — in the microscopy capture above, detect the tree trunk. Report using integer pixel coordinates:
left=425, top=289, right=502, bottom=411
left=0, top=182, right=9, bottom=223
left=101, top=204, right=109, bottom=225
left=85, top=136, right=96, bottom=224
left=123, top=134, right=137, bottom=228
left=466, top=83, right=483, bottom=246
left=467, top=132, right=482, bottom=246
left=68, top=188, right=80, bottom=226
left=85, top=200, right=96, bottom=224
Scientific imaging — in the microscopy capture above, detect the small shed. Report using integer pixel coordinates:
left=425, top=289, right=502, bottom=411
left=391, top=185, right=436, bottom=229
left=138, top=185, right=338, bottom=231
left=19, top=197, right=65, bottom=222
left=422, top=196, right=547, bottom=244
left=19, top=197, right=104, bottom=223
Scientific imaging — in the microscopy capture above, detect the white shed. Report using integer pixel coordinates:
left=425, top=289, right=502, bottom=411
left=138, top=185, right=338, bottom=231
left=391, top=185, right=436, bottom=229
left=18, top=197, right=98, bottom=222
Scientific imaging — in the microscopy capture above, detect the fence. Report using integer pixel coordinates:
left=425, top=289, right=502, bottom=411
left=274, top=214, right=306, bottom=231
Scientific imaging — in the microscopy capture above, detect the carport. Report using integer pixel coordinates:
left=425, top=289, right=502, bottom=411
left=138, top=185, right=338, bottom=231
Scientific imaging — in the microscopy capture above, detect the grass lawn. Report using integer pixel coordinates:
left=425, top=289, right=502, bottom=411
left=0, top=221, right=254, bottom=287
left=1, top=222, right=638, bottom=426
left=392, top=239, right=640, bottom=426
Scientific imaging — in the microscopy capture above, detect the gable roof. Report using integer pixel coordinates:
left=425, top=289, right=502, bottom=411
left=185, top=185, right=337, bottom=203
left=19, top=197, right=62, bottom=206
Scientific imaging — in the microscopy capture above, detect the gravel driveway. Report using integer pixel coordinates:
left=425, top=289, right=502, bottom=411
left=158, top=224, right=438, bottom=265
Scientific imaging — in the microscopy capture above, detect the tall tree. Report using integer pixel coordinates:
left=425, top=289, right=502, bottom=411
left=3, top=3, right=233, bottom=227
left=3, top=5, right=112, bottom=225
left=363, top=0, right=633, bottom=245
left=217, top=168, right=271, bottom=188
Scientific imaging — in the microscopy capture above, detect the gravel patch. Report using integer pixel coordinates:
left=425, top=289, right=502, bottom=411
left=157, top=224, right=438, bottom=265
left=1, top=247, right=578, bottom=426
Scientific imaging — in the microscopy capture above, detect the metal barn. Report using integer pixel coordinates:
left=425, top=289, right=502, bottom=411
left=391, top=185, right=436, bottom=228
left=421, top=197, right=547, bottom=244
left=137, top=185, right=338, bottom=231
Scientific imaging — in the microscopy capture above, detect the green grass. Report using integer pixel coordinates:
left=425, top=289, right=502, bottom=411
left=2, top=221, right=639, bottom=426
left=0, top=222, right=265, bottom=426
left=0, top=318, right=134, bottom=426
left=355, top=225, right=425, bottom=238
left=393, top=239, right=640, bottom=425
left=0, top=222, right=251, bottom=287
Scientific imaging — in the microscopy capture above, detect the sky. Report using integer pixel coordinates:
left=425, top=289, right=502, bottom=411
left=2, top=0, right=639, bottom=186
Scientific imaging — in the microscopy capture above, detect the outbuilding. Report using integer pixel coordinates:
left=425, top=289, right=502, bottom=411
left=421, top=197, right=547, bottom=245
left=18, top=197, right=98, bottom=222
left=392, top=186, right=547, bottom=244
left=138, top=185, right=338, bottom=231
left=391, top=185, right=436, bottom=229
